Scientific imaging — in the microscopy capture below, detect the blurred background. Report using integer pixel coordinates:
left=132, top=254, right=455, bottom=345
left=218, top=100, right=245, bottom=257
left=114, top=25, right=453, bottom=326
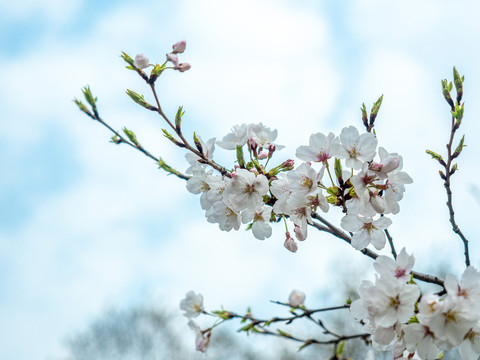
left=1, top=0, right=480, bottom=359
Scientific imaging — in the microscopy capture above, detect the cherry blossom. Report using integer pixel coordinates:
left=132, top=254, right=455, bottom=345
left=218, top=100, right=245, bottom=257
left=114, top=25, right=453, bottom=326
left=180, top=291, right=204, bottom=318
left=288, top=290, right=306, bottom=307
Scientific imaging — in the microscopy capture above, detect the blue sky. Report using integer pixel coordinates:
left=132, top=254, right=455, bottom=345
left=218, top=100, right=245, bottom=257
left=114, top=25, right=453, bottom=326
left=1, top=1, right=480, bottom=359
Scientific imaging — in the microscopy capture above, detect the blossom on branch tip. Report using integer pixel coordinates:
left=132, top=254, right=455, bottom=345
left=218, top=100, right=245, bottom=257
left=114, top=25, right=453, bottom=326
left=172, top=40, right=187, bottom=54
left=174, top=63, right=191, bottom=72
left=296, top=132, right=338, bottom=163
left=288, top=289, right=305, bottom=307
left=333, top=126, right=377, bottom=170
left=180, top=291, right=204, bottom=318
left=188, top=320, right=211, bottom=352
left=134, top=54, right=150, bottom=69
left=166, top=53, right=179, bottom=66
left=340, top=215, right=392, bottom=250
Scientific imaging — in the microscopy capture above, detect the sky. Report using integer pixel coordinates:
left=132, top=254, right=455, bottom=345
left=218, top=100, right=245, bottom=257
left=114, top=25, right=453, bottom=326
left=1, top=0, right=480, bottom=359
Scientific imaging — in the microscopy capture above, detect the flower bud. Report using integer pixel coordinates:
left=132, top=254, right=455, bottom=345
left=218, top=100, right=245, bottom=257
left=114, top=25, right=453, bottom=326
left=288, top=289, right=306, bottom=307
left=258, top=151, right=268, bottom=160
left=248, top=137, right=258, bottom=151
left=174, top=63, right=191, bottom=72
left=134, top=54, right=150, bottom=69
left=172, top=40, right=187, bottom=54
left=284, top=233, right=298, bottom=253
left=166, top=53, right=179, bottom=66
left=380, top=155, right=400, bottom=174
left=281, top=159, right=294, bottom=170
left=294, top=225, right=306, bottom=241
left=268, top=144, right=276, bottom=158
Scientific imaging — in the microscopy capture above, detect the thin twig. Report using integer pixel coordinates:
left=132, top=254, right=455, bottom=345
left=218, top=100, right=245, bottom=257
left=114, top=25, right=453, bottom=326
left=149, top=83, right=230, bottom=177
left=309, top=214, right=445, bottom=288
left=89, top=112, right=189, bottom=180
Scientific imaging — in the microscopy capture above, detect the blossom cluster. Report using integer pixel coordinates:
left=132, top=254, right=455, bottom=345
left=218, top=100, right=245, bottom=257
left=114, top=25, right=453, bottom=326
left=351, top=249, right=480, bottom=360
left=186, top=123, right=412, bottom=253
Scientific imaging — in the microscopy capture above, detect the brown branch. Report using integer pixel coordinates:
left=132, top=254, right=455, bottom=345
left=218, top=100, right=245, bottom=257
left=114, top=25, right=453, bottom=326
left=149, top=83, right=230, bottom=177
left=444, top=118, right=470, bottom=266
left=309, top=214, right=445, bottom=288
left=89, top=112, right=189, bottom=180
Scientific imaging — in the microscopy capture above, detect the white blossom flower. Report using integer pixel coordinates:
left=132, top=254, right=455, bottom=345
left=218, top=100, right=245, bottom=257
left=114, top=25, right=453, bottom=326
left=205, top=200, right=241, bottom=231
left=288, top=290, right=306, bottom=307
left=134, top=54, right=150, bottom=69
left=458, top=325, right=480, bottom=360
left=403, top=323, right=439, bottom=360
left=341, top=215, right=392, bottom=250
left=188, top=320, right=211, bottom=352
left=295, top=132, right=338, bottom=163
left=241, top=205, right=272, bottom=240
left=427, top=297, right=475, bottom=349
left=374, top=247, right=415, bottom=283
left=248, top=123, right=284, bottom=150
left=186, top=168, right=214, bottom=210
left=333, top=126, right=377, bottom=169
left=287, top=162, right=322, bottom=195
left=216, top=124, right=249, bottom=150
left=180, top=291, right=204, bottom=318
left=366, top=277, right=420, bottom=328
left=444, top=266, right=480, bottom=313
left=224, top=169, right=269, bottom=211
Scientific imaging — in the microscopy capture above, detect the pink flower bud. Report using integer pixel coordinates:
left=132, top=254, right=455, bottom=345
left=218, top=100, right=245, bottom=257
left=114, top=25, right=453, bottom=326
left=258, top=151, right=268, bottom=160
left=268, top=144, right=276, bottom=158
left=172, top=40, right=187, bottom=54
left=248, top=137, right=258, bottom=151
left=284, top=233, right=298, bottom=253
left=288, top=289, right=306, bottom=307
left=380, top=155, right=400, bottom=173
left=174, top=63, right=191, bottom=72
left=166, top=53, right=179, bottom=66
left=134, top=54, right=149, bottom=69
left=294, top=225, right=306, bottom=241
left=281, top=159, right=295, bottom=168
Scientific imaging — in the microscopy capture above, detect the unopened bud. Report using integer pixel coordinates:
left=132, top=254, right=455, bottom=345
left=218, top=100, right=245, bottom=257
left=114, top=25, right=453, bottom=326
left=268, top=144, right=276, bottom=158
left=166, top=53, right=179, bottom=66
left=258, top=151, right=268, bottom=160
left=281, top=159, right=294, bottom=169
left=134, top=54, right=150, bottom=69
left=294, top=225, right=306, bottom=241
left=284, top=233, right=298, bottom=253
left=380, top=155, right=400, bottom=174
left=172, top=40, right=187, bottom=54
left=248, top=137, right=258, bottom=151
left=174, top=63, right=191, bottom=72
left=288, top=289, right=305, bottom=307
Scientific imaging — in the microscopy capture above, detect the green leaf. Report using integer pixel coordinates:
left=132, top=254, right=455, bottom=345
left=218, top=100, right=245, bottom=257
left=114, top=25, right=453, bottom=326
left=276, top=329, right=291, bottom=338
left=361, top=103, right=368, bottom=127
left=453, top=66, right=464, bottom=103
left=336, top=341, right=345, bottom=357
left=425, top=150, right=444, bottom=162
left=193, top=132, right=203, bottom=153
left=125, top=89, right=156, bottom=111
left=120, top=52, right=134, bottom=66
left=82, top=86, right=97, bottom=115
left=213, top=310, right=232, bottom=320
left=73, top=98, right=91, bottom=115
left=453, top=135, right=466, bottom=158
left=162, top=129, right=185, bottom=148
left=369, top=94, right=383, bottom=125
left=122, top=127, right=139, bottom=146
left=175, top=106, right=184, bottom=131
